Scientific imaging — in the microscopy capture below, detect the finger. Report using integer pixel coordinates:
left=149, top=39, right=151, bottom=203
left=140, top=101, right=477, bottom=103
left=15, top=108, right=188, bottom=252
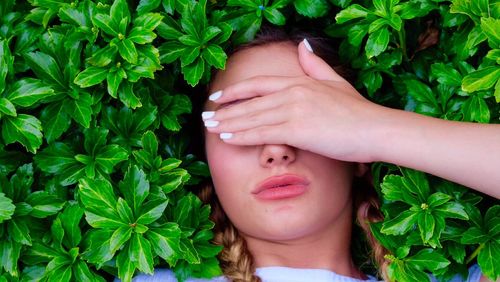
left=217, top=124, right=291, bottom=146
left=208, top=91, right=290, bottom=121
left=208, top=75, right=307, bottom=104
left=205, top=105, right=289, bottom=133
left=298, top=39, right=346, bottom=82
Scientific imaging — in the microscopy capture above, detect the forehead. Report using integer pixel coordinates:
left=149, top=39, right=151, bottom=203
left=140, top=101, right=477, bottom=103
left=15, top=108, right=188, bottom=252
left=208, top=42, right=306, bottom=96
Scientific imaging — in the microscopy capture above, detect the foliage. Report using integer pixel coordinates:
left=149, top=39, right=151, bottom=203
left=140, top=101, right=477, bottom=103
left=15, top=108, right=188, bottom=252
left=0, top=0, right=498, bottom=281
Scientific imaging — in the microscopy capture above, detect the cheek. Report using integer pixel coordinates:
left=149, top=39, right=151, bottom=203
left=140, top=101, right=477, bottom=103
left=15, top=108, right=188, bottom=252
left=205, top=132, right=248, bottom=194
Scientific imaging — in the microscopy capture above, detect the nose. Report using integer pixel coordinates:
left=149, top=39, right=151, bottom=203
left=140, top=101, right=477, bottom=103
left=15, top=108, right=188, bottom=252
left=259, top=144, right=296, bottom=167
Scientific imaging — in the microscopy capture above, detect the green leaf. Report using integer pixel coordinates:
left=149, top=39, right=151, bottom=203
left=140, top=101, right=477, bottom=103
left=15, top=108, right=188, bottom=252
left=461, top=226, right=488, bottom=244
left=116, top=244, right=135, bottom=282
left=117, top=197, right=134, bottom=224
left=107, top=69, right=126, bottom=98
left=78, top=178, right=118, bottom=214
left=0, top=192, right=15, bottom=223
left=6, top=78, right=54, bottom=107
left=134, top=13, right=163, bottom=31
left=136, top=199, right=168, bottom=225
left=35, top=142, right=77, bottom=173
left=418, top=212, right=435, bottom=243
left=85, top=209, right=127, bottom=229
left=64, top=93, right=93, bottom=128
left=141, top=131, right=158, bottom=156
left=118, top=166, right=149, bottom=214
left=0, top=239, right=21, bottom=276
left=336, top=4, right=369, bottom=24
left=8, top=218, right=32, bottom=245
left=117, top=39, right=138, bottom=64
left=40, top=102, right=71, bottom=143
left=0, top=40, right=11, bottom=94
left=264, top=8, right=286, bottom=25
left=461, top=94, right=490, bottom=123
left=201, top=45, right=226, bottom=70
left=95, top=145, right=128, bottom=174
left=111, top=0, right=131, bottom=23
left=480, top=17, right=500, bottom=48
left=478, top=240, right=500, bottom=281
left=365, top=27, right=389, bottom=58
left=137, top=0, right=161, bottom=14
left=88, top=46, right=118, bottom=67
left=462, top=66, right=500, bottom=93
left=182, top=58, right=205, bottom=86
left=74, top=66, right=108, bottom=88
left=430, top=63, right=462, bottom=87
left=74, top=261, right=97, bottom=281
left=0, top=98, right=16, bottom=117
left=156, top=17, right=183, bottom=40
left=119, top=81, right=142, bottom=109
left=180, top=47, right=200, bottom=67
left=294, top=0, right=329, bottom=18
left=59, top=202, right=84, bottom=247
left=146, top=223, right=181, bottom=264
left=109, top=226, right=132, bottom=253
left=434, top=202, right=468, bottom=220
left=406, top=248, right=450, bottom=271
left=2, top=114, right=43, bottom=153
left=92, top=14, right=118, bottom=36
left=404, top=79, right=438, bottom=106
left=202, top=26, right=222, bottom=44
left=381, top=210, right=419, bottom=235
left=25, top=191, right=65, bottom=218
left=128, top=27, right=157, bottom=44
left=23, top=51, right=64, bottom=86
left=129, top=233, right=154, bottom=274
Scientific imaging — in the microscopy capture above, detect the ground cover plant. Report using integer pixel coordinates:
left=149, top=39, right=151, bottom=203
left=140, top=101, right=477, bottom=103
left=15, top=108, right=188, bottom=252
left=0, top=0, right=498, bottom=281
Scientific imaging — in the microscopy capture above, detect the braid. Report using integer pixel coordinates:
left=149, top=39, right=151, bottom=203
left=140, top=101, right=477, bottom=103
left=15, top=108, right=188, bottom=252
left=198, top=183, right=262, bottom=282
left=352, top=171, right=390, bottom=280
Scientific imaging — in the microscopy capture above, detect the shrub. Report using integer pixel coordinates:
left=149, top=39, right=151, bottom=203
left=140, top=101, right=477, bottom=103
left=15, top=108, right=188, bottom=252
left=0, top=0, right=498, bottom=281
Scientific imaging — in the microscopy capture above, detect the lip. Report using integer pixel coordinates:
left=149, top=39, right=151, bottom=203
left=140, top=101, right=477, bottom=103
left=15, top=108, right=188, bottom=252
left=252, top=174, right=310, bottom=200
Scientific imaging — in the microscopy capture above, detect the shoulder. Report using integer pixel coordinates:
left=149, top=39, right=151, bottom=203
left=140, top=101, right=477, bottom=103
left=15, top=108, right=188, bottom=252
left=114, top=268, right=228, bottom=282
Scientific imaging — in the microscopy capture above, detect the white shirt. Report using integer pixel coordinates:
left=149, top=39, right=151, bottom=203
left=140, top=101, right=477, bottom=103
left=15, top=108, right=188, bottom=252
left=128, top=264, right=482, bottom=282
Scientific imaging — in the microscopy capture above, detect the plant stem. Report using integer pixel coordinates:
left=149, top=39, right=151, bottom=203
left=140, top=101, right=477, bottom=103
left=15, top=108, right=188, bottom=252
left=465, top=243, right=485, bottom=264
left=398, top=23, right=408, bottom=62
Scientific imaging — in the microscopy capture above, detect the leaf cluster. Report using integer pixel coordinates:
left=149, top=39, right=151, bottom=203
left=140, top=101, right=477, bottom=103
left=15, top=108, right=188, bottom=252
left=0, top=0, right=498, bottom=281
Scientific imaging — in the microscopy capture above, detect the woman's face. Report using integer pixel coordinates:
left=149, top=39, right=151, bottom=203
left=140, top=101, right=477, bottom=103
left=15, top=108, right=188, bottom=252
left=204, top=42, right=356, bottom=241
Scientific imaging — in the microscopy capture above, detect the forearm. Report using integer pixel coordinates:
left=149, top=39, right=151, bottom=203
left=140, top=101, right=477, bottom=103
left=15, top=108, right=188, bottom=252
left=369, top=107, right=500, bottom=199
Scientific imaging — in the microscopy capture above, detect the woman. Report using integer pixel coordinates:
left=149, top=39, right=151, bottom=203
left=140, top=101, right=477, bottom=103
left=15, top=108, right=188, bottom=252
left=134, top=28, right=498, bottom=281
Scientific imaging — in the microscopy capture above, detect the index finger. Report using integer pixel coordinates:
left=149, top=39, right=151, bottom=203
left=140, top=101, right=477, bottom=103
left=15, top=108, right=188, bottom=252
left=208, top=75, right=308, bottom=104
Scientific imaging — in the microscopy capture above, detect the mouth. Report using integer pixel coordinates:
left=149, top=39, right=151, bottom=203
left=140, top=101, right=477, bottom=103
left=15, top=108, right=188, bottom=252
left=252, top=174, right=310, bottom=200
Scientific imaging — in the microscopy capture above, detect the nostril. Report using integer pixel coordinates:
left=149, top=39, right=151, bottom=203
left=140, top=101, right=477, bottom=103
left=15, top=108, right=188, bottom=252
left=283, top=156, right=288, bottom=161
left=267, top=158, right=274, bottom=163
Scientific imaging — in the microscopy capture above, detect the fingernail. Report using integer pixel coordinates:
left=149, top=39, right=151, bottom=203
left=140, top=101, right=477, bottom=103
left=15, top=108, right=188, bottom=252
left=209, top=90, right=222, bottom=101
left=303, top=38, right=313, bottom=53
left=202, top=111, right=215, bottom=120
left=220, top=133, right=233, bottom=140
left=204, top=120, right=219, bottom=128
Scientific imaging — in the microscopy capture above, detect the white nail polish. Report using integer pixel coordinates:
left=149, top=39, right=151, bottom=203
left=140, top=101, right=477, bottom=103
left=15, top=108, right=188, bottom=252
left=202, top=111, right=215, bottom=120
left=303, top=38, right=314, bottom=53
left=204, top=120, right=219, bottom=127
left=220, top=133, right=233, bottom=140
left=209, top=90, right=222, bottom=101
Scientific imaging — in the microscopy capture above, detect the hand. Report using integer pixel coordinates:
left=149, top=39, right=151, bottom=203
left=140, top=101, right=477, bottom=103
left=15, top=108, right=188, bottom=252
left=203, top=40, right=389, bottom=163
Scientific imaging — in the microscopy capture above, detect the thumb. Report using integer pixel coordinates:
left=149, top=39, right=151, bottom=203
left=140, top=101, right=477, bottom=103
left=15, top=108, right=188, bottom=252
left=298, top=39, right=346, bottom=82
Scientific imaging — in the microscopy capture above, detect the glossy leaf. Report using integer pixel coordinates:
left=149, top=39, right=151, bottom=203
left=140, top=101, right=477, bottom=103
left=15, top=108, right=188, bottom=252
left=2, top=114, right=43, bottom=153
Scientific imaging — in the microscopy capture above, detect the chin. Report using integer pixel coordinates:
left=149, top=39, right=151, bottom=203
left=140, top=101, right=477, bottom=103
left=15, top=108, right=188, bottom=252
left=251, top=217, right=320, bottom=241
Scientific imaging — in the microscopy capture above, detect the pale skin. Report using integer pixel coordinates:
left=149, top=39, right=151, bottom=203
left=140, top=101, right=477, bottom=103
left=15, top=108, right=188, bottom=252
left=203, top=40, right=497, bottom=281
left=204, top=40, right=500, bottom=200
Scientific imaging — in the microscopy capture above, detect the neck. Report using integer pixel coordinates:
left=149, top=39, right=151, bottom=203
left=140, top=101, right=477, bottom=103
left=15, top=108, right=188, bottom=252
left=241, top=204, right=365, bottom=279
